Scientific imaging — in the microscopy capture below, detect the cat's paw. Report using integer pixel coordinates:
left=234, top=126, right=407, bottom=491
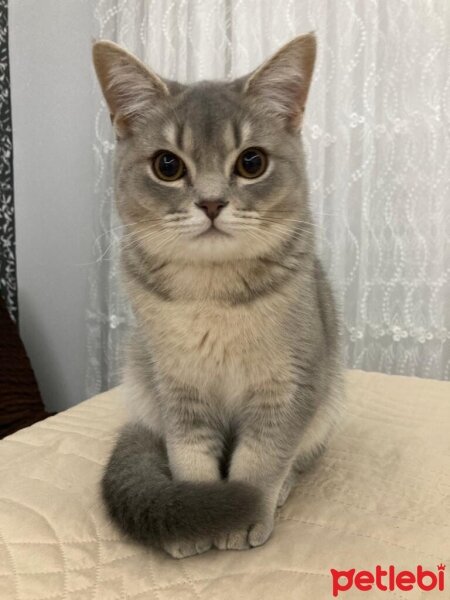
left=163, top=538, right=212, bottom=559
left=214, top=518, right=274, bottom=551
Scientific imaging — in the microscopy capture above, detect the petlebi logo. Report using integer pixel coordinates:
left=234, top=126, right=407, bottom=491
left=330, top=564, right=446, bottom=597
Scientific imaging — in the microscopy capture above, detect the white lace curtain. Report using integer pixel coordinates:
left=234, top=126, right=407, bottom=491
left=86, top=0, right=450, bottom=396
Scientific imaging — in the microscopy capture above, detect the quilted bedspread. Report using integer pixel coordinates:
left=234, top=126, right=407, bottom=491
left=1, top=370, right=449, bottom=600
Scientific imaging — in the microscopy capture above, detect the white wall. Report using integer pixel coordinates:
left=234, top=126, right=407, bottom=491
left=10, top=0, right=95, bottom=411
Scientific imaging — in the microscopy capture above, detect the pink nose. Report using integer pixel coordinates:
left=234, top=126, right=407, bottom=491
left=195, top=199, right=228, bottom=220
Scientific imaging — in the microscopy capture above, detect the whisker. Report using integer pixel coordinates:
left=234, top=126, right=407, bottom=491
left=229, top=218, right=315, bottom=234
left=235, top=214, right=325, bottom=231
left=226, top=223, right=316, bottom=246
left=228, top=220, right=327, bottom=246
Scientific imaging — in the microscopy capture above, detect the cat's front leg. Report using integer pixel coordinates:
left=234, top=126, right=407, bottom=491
left=161, top=383, right=222, bottom=558
left=214, top=385, right=304, bottom=551
left=163, top=382, right=222, bottom=482
left=166, top=435, right=220, bottom=482
left=163, top=424, right=221, bottom=558
left=163, top=433, right=218, bottom=559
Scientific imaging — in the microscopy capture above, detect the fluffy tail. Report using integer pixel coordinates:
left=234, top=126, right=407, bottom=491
left=101, top=423, right=262, bottom=548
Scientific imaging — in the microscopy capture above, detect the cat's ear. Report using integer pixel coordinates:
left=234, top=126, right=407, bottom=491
left=244, top=33, right=316, bottom=130
left=92, top=40, right=169, bottom=137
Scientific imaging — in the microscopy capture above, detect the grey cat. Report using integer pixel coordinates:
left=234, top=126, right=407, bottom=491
left=93, top=33, right=343, bottom=559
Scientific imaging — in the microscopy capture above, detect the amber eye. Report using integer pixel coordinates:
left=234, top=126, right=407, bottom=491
left=152, top=151, right=186, bottom=181
left=235, top=147, right=268, bottom=179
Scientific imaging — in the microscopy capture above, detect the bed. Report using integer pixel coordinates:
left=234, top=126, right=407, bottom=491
left=1, top=370, right=449, bottom=600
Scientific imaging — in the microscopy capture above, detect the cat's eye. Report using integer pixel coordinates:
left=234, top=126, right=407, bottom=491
left=235, top=147, right=268, bottom=179
left=152, top=151, right=186, bottom=182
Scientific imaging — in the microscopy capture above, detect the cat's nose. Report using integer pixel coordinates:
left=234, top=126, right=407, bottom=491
left=195, top=199, right=228, bottom=221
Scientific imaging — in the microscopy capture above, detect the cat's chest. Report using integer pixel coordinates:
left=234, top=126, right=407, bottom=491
left=147, top=300, right=288, bottom=399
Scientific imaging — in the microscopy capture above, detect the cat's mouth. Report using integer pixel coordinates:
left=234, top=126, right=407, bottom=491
left=196, top=224, right=231, bottom=238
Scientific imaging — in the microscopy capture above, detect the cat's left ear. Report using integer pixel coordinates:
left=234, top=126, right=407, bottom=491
left=244, top=33, right=316, bottom=130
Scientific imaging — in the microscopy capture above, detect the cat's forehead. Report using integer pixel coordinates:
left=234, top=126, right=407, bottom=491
left=170, top=81, right=250, bottom=155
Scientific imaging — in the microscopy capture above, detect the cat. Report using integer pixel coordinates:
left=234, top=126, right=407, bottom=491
left=93, top=32, right=343, bottom=559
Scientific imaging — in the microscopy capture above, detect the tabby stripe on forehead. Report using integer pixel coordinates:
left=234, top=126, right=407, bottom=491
left=181, top=124, right=194, bottom=154
left=240, top=121, right=252, bottom=144
left=176, top=121, right=184, bottom=151
left=232, top=121, right=242, bottom=149
left=162, top=122, right=177, bottom=145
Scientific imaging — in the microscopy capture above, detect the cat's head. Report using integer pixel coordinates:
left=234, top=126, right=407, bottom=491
left=93, top=34, right=316, bottom=263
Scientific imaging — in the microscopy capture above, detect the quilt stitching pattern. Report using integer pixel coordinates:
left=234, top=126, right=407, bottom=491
left=1, top=372, right=449, bottom=600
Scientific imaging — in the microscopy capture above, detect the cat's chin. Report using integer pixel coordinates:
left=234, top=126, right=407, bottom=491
left=184, top=233, right=269, bottom=263
left=190, top=232, right=244, bottom=262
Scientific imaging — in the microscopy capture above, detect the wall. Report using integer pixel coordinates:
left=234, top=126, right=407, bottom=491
left=10, top=0, right=95, bottom=411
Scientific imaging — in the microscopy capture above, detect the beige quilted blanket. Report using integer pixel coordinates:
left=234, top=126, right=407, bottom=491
left=1, top=370, right=449, bottom=600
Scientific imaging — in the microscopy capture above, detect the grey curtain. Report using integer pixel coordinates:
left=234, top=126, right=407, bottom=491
left=0, top=0, right=16, bottom=321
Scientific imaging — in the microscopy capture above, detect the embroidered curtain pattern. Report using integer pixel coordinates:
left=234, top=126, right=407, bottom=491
left=86, top=0, right=450, bottom=395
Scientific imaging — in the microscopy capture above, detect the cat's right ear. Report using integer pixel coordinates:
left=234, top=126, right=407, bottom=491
left=92, top=40, right=169, bottom=138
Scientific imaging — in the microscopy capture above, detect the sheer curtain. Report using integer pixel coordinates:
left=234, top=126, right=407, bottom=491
left=86, top=0, right=450, bottom=396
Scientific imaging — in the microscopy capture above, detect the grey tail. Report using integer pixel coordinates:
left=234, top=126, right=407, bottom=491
left=101, top=423, right=262, bottom=548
